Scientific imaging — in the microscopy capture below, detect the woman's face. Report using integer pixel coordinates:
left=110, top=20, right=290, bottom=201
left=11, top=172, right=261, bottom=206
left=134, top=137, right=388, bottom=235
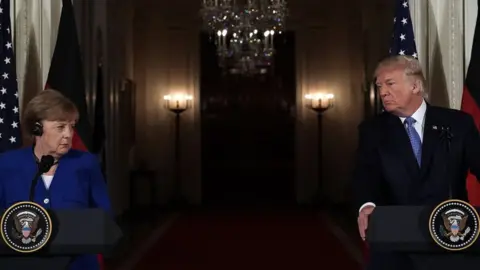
left=38, top=119, right=75, bottom=157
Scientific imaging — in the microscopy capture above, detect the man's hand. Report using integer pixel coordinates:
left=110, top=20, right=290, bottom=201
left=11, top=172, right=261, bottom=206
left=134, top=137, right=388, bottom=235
left=358, top=205, right=375, bottom=241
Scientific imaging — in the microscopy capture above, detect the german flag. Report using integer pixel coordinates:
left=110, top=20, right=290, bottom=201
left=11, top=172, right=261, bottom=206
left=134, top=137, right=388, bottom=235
left=46, top=0, right=91, bottom=152
left=46, top=0, right=104, bottom=267
left=461, top=0, right=480, bottom=206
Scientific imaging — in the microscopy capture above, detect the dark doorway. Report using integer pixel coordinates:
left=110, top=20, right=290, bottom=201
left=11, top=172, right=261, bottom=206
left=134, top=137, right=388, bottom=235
left=200, top=32, right=296, bottom=205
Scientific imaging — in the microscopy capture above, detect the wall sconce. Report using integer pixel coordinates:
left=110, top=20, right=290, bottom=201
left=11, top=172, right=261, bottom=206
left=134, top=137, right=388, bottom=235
left=304, top=92, right=334, bottom=205
left=163, top=93, right=193, bottom=206
left=304, top=93, right=334, bottom=114
left=163, top=94, right=193, bottom=114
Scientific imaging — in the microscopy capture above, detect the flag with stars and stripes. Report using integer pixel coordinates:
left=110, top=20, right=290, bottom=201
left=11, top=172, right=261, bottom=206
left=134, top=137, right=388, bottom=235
left=0, top=0, right=21, bottom=153
left=389, top=0, right=418, bottom=58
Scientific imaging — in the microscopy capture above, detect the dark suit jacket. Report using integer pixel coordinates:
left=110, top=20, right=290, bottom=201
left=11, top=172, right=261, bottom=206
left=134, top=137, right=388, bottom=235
left=353, top=104, right=480, bottom=211
left=0, top=147, right=111, bottom=270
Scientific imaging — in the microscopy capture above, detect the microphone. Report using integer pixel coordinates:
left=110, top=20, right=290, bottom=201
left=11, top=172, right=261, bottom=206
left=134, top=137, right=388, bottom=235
left=29, top=155, right=55, bottom=202
left=437, top=126, right=454, bottom=199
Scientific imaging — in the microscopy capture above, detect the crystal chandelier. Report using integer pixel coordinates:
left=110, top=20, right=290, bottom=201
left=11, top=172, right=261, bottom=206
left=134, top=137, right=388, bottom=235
left=200, top=0, right=288, bottom=75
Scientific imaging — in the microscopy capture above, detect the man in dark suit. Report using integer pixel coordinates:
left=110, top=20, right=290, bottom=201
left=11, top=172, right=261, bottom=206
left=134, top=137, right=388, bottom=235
left=353, top=55, right=480, bottom=270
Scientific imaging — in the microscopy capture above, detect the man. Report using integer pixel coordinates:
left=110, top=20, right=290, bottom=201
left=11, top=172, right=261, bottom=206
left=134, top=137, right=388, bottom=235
left=353, top=55, right=480, bottom=270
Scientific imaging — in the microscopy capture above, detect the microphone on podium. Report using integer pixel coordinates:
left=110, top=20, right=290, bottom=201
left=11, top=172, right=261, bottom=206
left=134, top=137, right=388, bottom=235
left=29, top=155, right=55, bottom=202
left=437, top=125, right=454, bottom=199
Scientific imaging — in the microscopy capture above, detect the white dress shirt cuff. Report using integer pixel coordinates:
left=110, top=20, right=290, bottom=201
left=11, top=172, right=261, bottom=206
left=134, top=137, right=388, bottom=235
left=359, top=202, right=376, bottom=212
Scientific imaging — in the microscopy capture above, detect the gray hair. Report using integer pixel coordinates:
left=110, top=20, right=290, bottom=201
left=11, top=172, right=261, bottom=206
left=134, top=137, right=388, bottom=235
left=374, top=55, right=427, bottom=97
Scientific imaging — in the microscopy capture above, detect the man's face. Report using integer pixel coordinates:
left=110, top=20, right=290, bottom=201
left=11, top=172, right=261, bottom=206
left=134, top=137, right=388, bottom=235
left=375, top=66, right=418, bottom=116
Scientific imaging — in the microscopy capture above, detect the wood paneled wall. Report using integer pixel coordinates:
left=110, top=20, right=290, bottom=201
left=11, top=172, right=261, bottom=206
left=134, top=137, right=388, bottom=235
left=133, top=0, right=202, bottom=205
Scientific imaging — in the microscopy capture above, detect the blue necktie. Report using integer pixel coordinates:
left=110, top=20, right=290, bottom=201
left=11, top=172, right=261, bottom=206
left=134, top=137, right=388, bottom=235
left=404, top=117, right=422, bottom=166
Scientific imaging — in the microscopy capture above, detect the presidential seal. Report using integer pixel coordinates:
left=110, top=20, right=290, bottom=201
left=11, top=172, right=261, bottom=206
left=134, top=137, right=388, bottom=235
left=429, top=199, right=480, bottom=251
left=0, top=201, right=52, bottom=253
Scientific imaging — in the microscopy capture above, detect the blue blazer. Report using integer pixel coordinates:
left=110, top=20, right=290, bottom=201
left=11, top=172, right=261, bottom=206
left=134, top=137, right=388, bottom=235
left=0, top=147, right=111, bottom=270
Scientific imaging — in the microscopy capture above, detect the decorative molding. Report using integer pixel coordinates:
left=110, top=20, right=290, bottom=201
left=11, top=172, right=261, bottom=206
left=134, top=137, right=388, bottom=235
left=448, top=0, right=463, bottom=109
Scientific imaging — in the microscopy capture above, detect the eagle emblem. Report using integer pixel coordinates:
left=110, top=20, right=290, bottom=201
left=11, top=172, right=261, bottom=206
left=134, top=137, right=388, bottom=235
left=0, top=202, right=53, bottom=253
left=11, top=211, right=43, bottom=244
left=430, top=200, right=480, bottom=251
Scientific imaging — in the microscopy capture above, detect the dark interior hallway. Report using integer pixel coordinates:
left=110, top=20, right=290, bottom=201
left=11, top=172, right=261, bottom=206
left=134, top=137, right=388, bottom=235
left=200, top=32, right=297, bottom=206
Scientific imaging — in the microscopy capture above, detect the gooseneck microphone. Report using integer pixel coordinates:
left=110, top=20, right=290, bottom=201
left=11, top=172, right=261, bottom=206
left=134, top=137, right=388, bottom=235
left=438, top=126, right=454, bottom=199
left=29, top=155, right=55, bottom=202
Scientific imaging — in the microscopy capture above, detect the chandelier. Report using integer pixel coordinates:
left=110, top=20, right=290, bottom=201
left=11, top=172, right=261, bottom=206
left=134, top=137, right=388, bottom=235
left=200, top=0, right=288, bottom=75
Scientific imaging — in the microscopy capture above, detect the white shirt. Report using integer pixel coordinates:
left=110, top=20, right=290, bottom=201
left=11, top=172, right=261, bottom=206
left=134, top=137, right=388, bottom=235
left=41, top=175, right=54, bottom=190
left=359, top=100, right=427, bottom=212
left=398, top=100, right=427, bottom=142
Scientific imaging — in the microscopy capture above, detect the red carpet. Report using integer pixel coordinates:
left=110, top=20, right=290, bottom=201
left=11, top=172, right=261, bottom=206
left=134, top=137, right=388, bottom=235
left=133, top=210, right=362, bottom=270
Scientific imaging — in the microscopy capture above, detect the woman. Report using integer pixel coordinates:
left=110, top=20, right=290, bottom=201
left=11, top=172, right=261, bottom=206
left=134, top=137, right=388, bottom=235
left=0, top=89, right=111, bottom=270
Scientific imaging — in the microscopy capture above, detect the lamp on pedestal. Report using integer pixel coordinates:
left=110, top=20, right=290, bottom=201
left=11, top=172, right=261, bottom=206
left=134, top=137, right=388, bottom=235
left=305, top=93, right=334, bottom=205
left=163, top=94, right=193, bottom=206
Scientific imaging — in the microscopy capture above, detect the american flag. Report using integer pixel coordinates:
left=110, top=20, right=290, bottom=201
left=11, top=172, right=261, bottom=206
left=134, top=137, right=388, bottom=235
left=0, top=0, right=21, bottom=153
left=389, top=0, right=418, bottom=58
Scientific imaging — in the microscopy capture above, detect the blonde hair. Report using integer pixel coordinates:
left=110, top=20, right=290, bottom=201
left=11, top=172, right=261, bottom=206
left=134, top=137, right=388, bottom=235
left=374, top=55, right=427, bottom=95
left=22, top=89, right=79, bottom=135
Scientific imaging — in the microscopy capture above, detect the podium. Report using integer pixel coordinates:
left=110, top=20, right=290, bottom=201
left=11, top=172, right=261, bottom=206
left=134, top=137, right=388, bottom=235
left=367, top=205, right=480, bottom=269
left=0, top=209, right=123, bottom=270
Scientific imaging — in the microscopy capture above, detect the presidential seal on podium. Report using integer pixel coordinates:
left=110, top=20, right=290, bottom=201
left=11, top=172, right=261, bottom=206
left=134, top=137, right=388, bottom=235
left=0, top=201, right=52, bottom=253
left=429, top=199, right=480, bottom=251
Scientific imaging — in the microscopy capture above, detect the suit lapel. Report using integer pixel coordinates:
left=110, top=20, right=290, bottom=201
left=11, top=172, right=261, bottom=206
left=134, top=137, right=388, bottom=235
left=419, top=106, right=442, bottom=179
left=386, top=114, right=420, bottom=180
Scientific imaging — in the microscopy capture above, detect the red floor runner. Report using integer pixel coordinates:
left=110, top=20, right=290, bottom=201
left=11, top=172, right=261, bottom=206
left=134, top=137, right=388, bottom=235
left=134, top=210, right=362, bottom=270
